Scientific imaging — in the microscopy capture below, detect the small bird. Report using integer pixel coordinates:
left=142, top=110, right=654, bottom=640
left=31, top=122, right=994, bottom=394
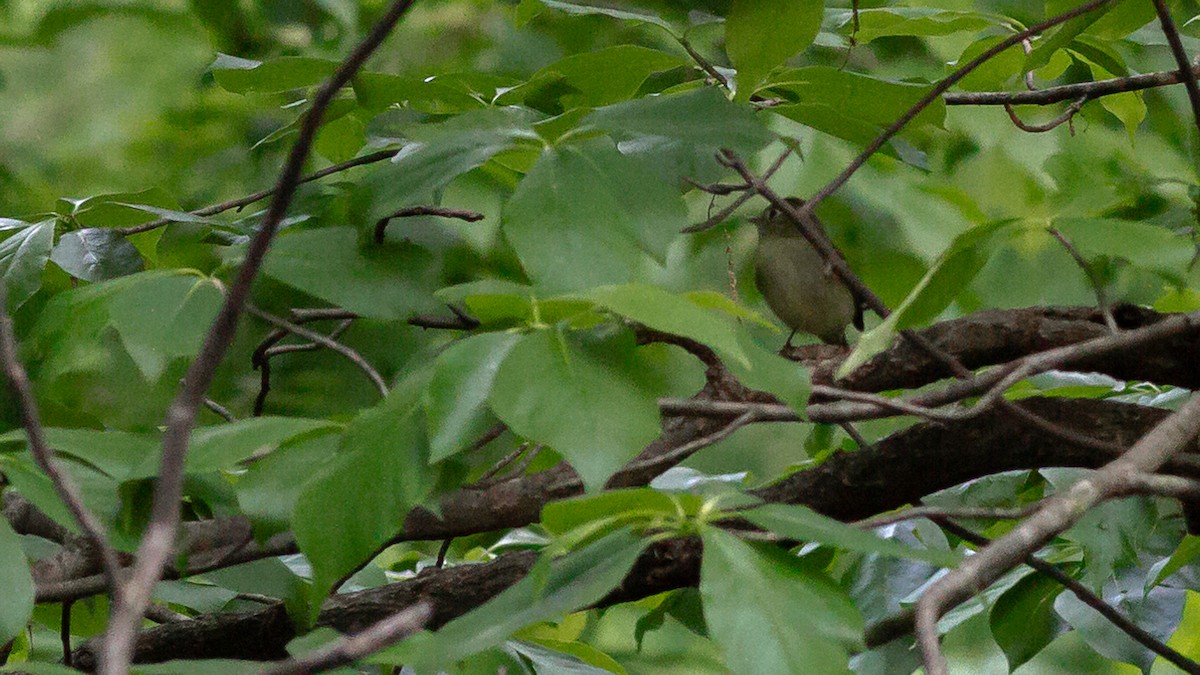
left=752, top=198, right=863, bottom=347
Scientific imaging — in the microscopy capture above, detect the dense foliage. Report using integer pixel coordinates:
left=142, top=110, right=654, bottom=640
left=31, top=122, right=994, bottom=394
left=1, top=0, right=1200, bottom=672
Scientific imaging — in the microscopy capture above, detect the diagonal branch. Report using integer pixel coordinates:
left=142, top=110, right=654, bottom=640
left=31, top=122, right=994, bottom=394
left=98, top=2, right=421, bottom=672
left=1151, top=0, right=1200, bottom=136
left=0, top=286, right=123, bottom=593
left=914, top=394, right=1200, bottom=675
left=801, top=0, right=1112, bottom=213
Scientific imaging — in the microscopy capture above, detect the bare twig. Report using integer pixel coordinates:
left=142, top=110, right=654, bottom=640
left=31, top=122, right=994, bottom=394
left=682, top=147, right=792, bottom=233
left=202, top=397, right=237, bottom=422
left=915, top=394, right=1200, bottom=675
left=114, top=149, right=399, bottom=236
left=99, top=2, right=420, bottom=671
left=249, top=305, right=387, bottom=398
left=678, top=36, right=730, bottom=89
left=1047, top=227, right=1117, bottom=332
left=1004, top=96, right=1087, bottom=133
left=259, top=601, right=433, bottom=675
left=0, top=285, right=122, bottom=593
left=946, top=64, right=1200, bottom=106
left=1152, top=0, right=1200, bottom=136
left=854, top=504, right=1039, bottom=529
left=803, top=0, right=1112, bottom=213
left=373, top=206, right=485, bottom=244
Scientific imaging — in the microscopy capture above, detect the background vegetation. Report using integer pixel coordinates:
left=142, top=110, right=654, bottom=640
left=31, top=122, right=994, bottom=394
left=1, top=0, right=1200, bottom=672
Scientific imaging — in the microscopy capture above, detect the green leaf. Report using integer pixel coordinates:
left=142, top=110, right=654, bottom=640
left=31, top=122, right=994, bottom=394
left=262, top=227, right=436, bottom=320
left=0, top=219, right=54, bottom=311
left=425, top=332, right=520, bottom=462
left=989, top=572, right=1066, bottom=670
left=0, top=426, right=156, bottom=481
left=50, top=228, right=145, bottom=282
left=374, top=528, right=647, bottom=670
left=503, top=142, right=686, bottom=292
left=236, top=434, right=342, bottom=541
left=541, top=488, right=682, bottom=536
left=743, top=503, right=962, bottom=567
left=108, top=273, right=222, bottom=381
left=511, top=639, right=627, bottom=674
left=700, top=528, right=860, bottom=673
left=1153, top=535, right=1200, bottom=588
left=838, top=220, right=1013, bottom=379
left=360, top=107, right=538, bottom=225
left=584, top=87, right=773, bottom=156
left=725, top=328, right=811, bottom=413
left=534, top=0, right=677, bottom=33
left=183, top=417, right=339, bottom=475
left=1070, top=44, right=1145, bottom=138
left=501, top=45, right=688, bottom=108
left=765, top=66, right=945, bottom=147
left=489, top=329, right=662, bottom=491
left=727, top=0, right=822, bottom=100
left=589, top=283, right=748, bottom=367
left=1025, top=0, right=1118, bottom=72
left=832, top=7, right=996, bottom=42
left=1051, top=217, right=1192, bottom=283
left=292, top=372, right=433, bottom=606
left=0, top=517, right=34, bottom=644
left=210, top=53, right=338, bottom=94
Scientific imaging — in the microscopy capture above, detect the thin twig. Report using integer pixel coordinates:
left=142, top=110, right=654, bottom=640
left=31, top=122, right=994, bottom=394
left=98, top=2, right=420, bottom=672
left=802, top=0, right=1113, bottom=214
left=678, top=36, right=730, bottom=89
left=248, top=306, right=387, bottom=398
left=1004, top=96, right=1087, bottom=133
left=1152, top=0, right=1200, bottom=136
left=373, top=206, right=485, bottom=244
left=114, top=149, right=399, bottom=236
left=259, top=601, right=433, bottom=675
left=682, top=147, right=792, bottom=233
left=1047, top=227, right=1117, bottom=332
left=0, top=285, right=123, bottom=593
left=854, top=504, right=1040, bottom=529
left=202, top=397, right=237, bottom=422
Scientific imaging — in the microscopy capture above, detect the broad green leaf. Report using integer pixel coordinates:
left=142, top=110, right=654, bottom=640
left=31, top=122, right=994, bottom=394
left=1055, top=580, right=1184, bottom=671
left=989, top=573, right=1066, bottom=670
left=210, top=53, right=338, bottom=94
left=1153, top=535, right=1200, bottom=588
left=838, top=221, right=1013, bottom=379
left=725, top=328, right=811, bottom=413
left=313, top=113, right=366, bottom=164
left=1051, top=217, right=1192, bottom=283
left=292, top=375, right=433, bottom=608
left=111, top=203, right=219, bottom=225
left=700, top=528, right=860, bottom=674
left=511, top=639, right=627, bottom=674
left=489, top=329, right=662, bottom=491
left=262, top=227, right=436, bottom=320
left=589, top=284, right=748, bottom=367
left=375, top=528, right=646, bottom=670
left=727, top=0, right=822, bottom=100
left=236, top=434, right=341, bottom=540
left=0, top=427, right=156, bottom=481
left=1025, top=0, right=1118, bottom=71
left=360, top=107, right=539, bottom=225
left=108, top=273, right=222, bottom=381
left=765, top=66, right=944, bottom=147
left=953, top=35, right=1026, bottom=92
left=57, top=188, right=185, bottom=261
left=0, top=517, right=34, bottom=644
left=831, top=7, right=996, bottom=42
left=499, top=45, right=687, bottom=108
left=504, top=142, right=686, bottom=292
left=51, top=228, right=145, bottom=282
left=541, top=488, right=682, bottom=535
left=425, top=332, right=520, bottom=462
left=534, top=0, right=677, bottom=33
left=584, top=87, right=773, bottom=156
left=353, top=72, right=495, bottom=113
left=1070, top=44, right=1144, bottom=138
left=0, top=219, right=53, bottom=311
left=182, top=417, right=339, bottom=475
left=744, top=503, right=962, bottom=567
left=0, top=455, right=120, bottom=537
